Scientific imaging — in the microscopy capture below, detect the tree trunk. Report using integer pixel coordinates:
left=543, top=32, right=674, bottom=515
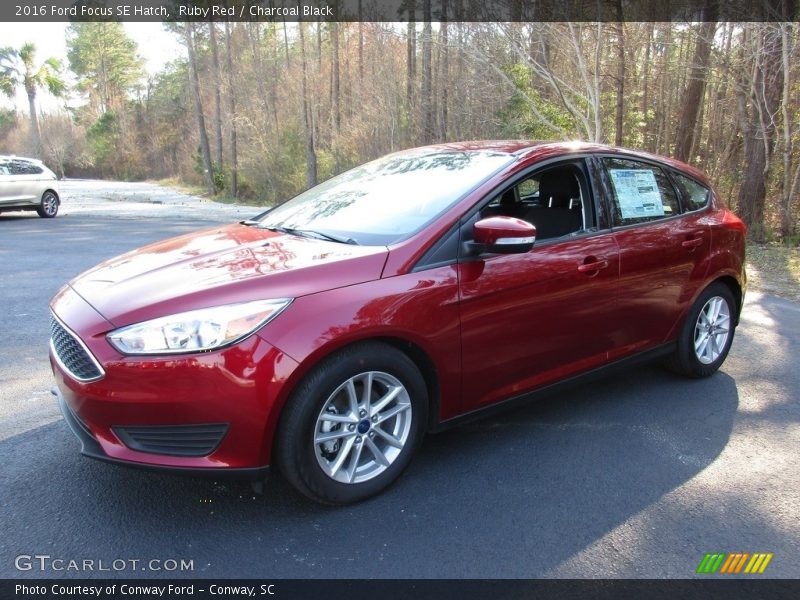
left=299, top=23, right=317, bottom=188
left=358, top=1, right=364, bottom=80
left=421, top=0, right=433, bottom=144
left=209, top=23, right=224, bottom=168
left=224, top=21, right=238, bottom=198
left=737, top=21, right=784, bottom=237
left=642, top=23, right=653, bottom=149
left=332, top=20, right=341, bottom=135
left=26, top=90, right=42, bottom=158
left=780, top=21, right=796, bottom=238
left=439, top=0, right=449, bottom=142
left=406, top=1, right=417, bottom=125
left=614, top=15, right=625, bottom=147
left=184, top=23, right=215, bottom=196
left=674, top=11, right=718, bottom=162
left=247, top=24, right=273, bottom=133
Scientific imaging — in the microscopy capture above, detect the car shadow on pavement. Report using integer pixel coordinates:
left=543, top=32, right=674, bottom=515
left=0, top=364, right=738, bottom=579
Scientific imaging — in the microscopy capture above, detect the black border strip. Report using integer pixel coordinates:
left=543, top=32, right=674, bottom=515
left=2, top=579, right=799, bottom=600
left=3, top=0, right=799, bottom=23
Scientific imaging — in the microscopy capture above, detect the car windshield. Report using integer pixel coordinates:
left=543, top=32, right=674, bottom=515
left=256, top=149, right=513, bottom=245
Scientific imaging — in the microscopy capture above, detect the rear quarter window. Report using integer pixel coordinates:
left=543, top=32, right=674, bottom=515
left=672, top=172, right=710, bottom=212
left=11, top=160, right=43, bottom=175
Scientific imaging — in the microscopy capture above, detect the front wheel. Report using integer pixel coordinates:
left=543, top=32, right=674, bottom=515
left=36, top=191, right=59, bottom=218
left=667, top=282, right=737, bottom=378
left=275, top=342, right=428, bottom=505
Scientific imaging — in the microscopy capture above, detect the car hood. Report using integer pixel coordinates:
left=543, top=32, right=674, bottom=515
left=69, top=223, right=388, bottom=327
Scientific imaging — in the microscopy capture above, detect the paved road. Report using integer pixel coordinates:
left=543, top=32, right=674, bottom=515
left=1, top=183, right=798, bottom=579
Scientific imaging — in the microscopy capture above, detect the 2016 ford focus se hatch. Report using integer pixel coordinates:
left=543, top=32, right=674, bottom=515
left=49, top=141, right=746, bottom=504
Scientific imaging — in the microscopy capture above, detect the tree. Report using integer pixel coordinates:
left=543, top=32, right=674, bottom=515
left=736, top=20, right=784, bottom=237
left=208, top=23, right=224, bottom=169
left=0, top=43, right=66, bottom=157
left=66, top=22, right=144, bottom=116
left=420, top=0, right=433, bottom=144
left=299, top=23, right=318, bottom=188
left=674, top=9, right=718, bottom=162
left=183, top=22, right=215, bottom=196
left=224, top=21, right=238, bottom=198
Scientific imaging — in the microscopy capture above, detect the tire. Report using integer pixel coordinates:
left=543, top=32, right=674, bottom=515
left=36, top=191, right=59, bottom=218
left=666, top=282, right=737, bottom=378
left=275, top=342, right=428, bottom=505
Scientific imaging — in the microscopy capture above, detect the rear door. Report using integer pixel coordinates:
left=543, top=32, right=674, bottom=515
left=0, top=158, right=24, bottom=205
left=596, top=156, right=711, bottom=359
left=13, top=159, right=44, bottom=203
left=457, top=158, right=621, bottom=413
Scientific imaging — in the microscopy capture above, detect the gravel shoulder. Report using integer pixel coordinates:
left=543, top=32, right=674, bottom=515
left=57, top=179, right=265, bottom=223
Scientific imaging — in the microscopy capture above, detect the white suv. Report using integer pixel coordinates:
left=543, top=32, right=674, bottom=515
left=0, top=155, right=60, bottom=218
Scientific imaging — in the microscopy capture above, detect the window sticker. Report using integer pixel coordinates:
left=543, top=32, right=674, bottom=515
left=608, top=169, right=665, bottom=219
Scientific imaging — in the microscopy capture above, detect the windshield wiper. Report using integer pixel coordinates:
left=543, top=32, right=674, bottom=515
left=240, top=219, right=260, bottom=226
left=261, top=225, right=358, bottom=245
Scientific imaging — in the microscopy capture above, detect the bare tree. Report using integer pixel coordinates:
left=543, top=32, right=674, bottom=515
left=299, top=23, right=317, bottom=188
left=208, top=23, right=224, bottom=168
left=225, top=21, right=238, bottom=198
left=420, top=0, right=433, bottom=144
left=183, top=23, right=215, bottom=196
left=674, top=10, right=718, bottom=162
left=613, top=10, right=625, bottom=146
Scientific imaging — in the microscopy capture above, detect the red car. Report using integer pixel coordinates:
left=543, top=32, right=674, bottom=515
left=50, top=141, right=746, bottom=504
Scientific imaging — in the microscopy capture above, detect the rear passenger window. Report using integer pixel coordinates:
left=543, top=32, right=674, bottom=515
left=10, top=160, right=42, bottom=175
left=672, top=172, right=710, bottom=212
left=602, top=158, right=680, bottom=227
left=0, top=161, right=10, bottom=176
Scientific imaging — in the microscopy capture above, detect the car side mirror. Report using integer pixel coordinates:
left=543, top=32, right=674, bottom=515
left=466, top=216, right=536, bottom=255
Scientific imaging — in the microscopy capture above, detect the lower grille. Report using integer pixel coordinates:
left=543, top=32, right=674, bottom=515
left=113, top=424, right=229, bottom=457
left=50, top=314, right=104, bottom=382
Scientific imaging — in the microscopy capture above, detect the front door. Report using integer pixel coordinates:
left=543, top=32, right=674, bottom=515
left=458, top=160, right=622, bottom=413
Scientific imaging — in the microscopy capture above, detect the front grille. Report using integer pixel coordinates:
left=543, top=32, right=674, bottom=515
left=50, top=315, right=104, bottom=382
left=113, top=424, right=229, bottom=457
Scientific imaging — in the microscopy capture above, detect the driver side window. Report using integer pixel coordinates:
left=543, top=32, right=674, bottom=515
left=480, top=162, right=592, bottom=240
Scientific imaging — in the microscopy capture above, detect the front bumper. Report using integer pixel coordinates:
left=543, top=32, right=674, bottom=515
left=53, top=386, right=270, bottom=481
left=50, top=288, right=300, bottom=476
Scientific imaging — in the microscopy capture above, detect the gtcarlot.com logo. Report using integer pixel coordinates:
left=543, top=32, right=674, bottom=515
left=696, top=552, right=773, bottom=574
left=15, top=554, right=194, bottom=573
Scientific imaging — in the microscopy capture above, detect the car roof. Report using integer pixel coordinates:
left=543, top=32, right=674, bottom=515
left=403, top=140, right=711, bottom=185
left=0, top=155, right=44, bottom=164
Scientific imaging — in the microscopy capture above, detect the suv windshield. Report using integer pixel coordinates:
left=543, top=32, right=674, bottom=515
left=256, top=149, right=513, bottom=245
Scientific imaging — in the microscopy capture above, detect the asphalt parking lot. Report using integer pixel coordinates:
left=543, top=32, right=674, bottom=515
left=1, top=182, right=798, bottom=579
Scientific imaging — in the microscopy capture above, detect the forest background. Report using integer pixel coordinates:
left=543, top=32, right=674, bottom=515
left=1, top=3, right=799, bottom=246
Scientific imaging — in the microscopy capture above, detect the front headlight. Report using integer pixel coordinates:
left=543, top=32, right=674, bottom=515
left=107, top=299, right=292, bottom=355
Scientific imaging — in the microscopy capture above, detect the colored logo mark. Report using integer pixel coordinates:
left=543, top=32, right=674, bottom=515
left=696, top=552, right=773, bottom=574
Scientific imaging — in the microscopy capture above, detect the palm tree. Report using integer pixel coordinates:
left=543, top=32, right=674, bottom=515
left=0, top=43, right=66, bottom=158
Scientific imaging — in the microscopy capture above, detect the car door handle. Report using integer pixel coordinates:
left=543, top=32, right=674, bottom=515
left=577, top=259, right=609, bottom=273
left=681, top=237, right=704, bottom=249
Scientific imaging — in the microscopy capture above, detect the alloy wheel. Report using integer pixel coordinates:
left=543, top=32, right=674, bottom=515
left=41, top=192, right=58, bottom=216
left=313, top=371, right=412, bottom=484
left=693, top=295, right=731, bottom=365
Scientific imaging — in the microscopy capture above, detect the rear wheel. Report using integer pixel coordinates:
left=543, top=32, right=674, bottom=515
left=36, top=191, right=59, bottom=218
left=275, top=342, right=428, bottom=504
left=667, top=282, right=737, bottom=378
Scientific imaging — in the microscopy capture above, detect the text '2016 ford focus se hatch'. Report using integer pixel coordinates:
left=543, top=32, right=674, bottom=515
left=50, top=142, right=746, bottom=504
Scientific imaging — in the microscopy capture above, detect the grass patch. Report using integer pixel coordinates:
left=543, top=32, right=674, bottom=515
left=153, top=178, right=268, bottom=206
left=746, top=242, right=800, bottom=302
